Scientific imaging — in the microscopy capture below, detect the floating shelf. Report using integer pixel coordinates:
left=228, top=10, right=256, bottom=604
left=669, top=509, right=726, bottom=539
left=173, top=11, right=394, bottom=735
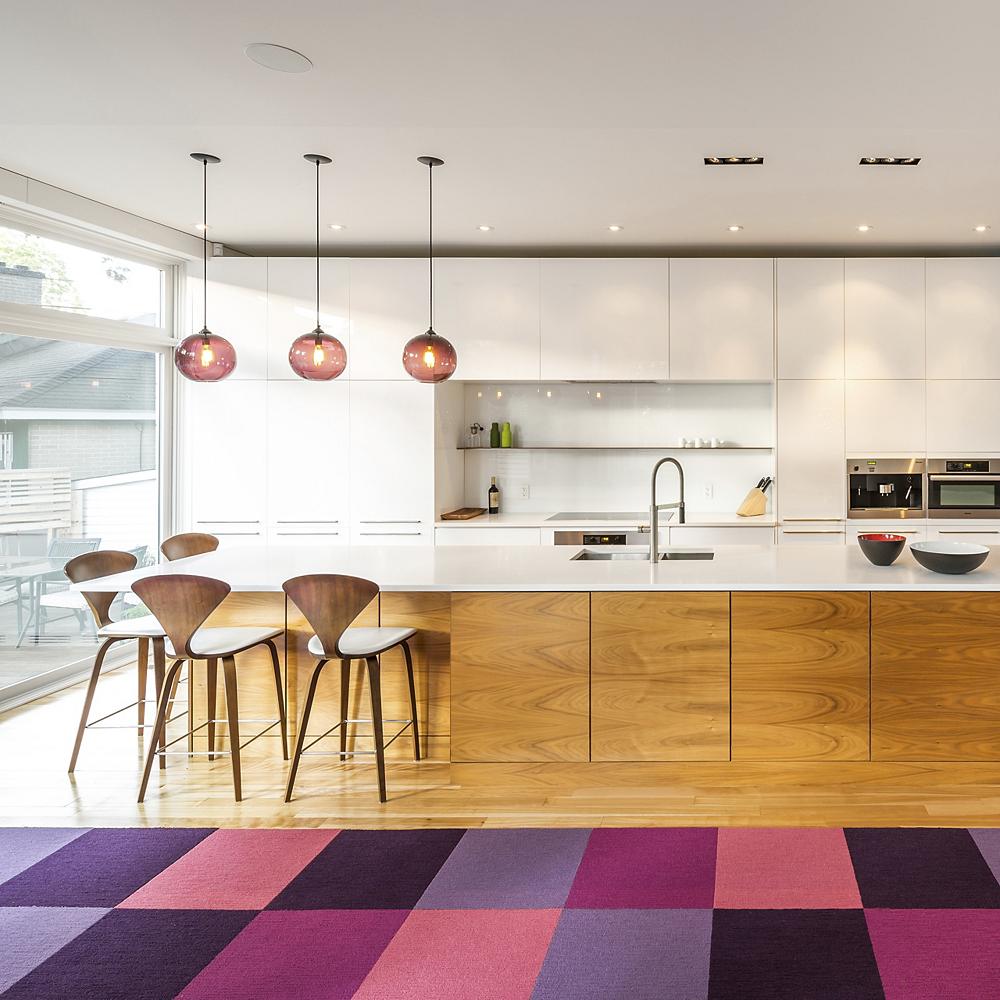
left=457, top=445, right=773, bottom=451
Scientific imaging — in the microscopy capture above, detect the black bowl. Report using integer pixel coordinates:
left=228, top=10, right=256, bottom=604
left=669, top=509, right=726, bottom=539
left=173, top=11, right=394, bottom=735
left=857, top=533, right=907, bottom=566
left=910, top=541, right=990, bottom=575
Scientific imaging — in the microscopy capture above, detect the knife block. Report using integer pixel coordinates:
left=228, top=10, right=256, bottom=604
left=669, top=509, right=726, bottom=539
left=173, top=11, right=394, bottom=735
left=736, top=487, right=768, bottom=517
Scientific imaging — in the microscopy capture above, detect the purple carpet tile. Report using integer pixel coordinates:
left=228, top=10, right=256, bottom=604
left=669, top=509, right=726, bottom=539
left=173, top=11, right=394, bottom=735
left=0, top=828, right=90, bottom=885
left=845, top=827, right=1000, bottom=908
left=0, top=906, right=108, bottom=993
left=0, top=827, right=213, bottom=907
left=267, top=828, right=466, bottom=909
left=707, top=909, right=885, bottom=1000
left=969, top=827, right=1000, bottom=885
left=0, top=908, right=256, bottom=1000
left=531, top=908, right=713, bottom=1000
left=566, top=828, right=718, bottom=908
left=417, top=828, right=591, bottom=909
left=177, top=909, right=410, bottom=1000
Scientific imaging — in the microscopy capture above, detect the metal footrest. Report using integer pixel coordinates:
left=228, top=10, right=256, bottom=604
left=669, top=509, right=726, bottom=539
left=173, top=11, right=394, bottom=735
left=84, top=697, right=187, bottom=732
left=153, top=717, right=283, bottom=757
left=300, top=718, right=413, bottom=758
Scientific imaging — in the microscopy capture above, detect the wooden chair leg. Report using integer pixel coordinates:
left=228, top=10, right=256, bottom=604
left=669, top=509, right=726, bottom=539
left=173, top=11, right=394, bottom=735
left=265, top=639, right=288, bottom=760
left=206, top=658, right=218, bottom=761
left=138, top=658, right=185, bottom=802
left=366, top=656, right=387, bottom=803
left=136, top=637, right=149, bottom=729
left=68, top=638, right=118, bottom=773
left=222, top=655, right=242, bottom=801
left=339, top=658, right=351, bottom=760
left=400, top=640, right=421, bottom=762
left=151, top=639, right=168, bottom=770
left=285, top=658, right=329, bottom=802
left=186, top=661, right=195, bottom=754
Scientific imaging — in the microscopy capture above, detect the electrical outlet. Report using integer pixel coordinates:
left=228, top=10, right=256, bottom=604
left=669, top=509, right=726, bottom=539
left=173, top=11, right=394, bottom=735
left=703, top=483, right=714, bottom=499
left=520, top=485, right=531, bottom=499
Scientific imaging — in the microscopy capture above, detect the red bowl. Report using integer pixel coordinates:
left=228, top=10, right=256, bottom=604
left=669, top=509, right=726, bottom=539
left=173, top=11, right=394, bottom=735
left=857, top=532, right=907, bottom=565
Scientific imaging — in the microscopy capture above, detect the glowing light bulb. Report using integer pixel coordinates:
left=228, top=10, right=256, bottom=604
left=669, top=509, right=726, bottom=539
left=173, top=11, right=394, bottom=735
left=313, top=341, right=325, bottom=366
left=200, top=339, right=215, bottom=367
left=423, top=346, right=436, bottom=368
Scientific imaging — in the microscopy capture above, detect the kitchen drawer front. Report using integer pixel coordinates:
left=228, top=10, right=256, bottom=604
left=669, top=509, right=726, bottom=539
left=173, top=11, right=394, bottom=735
left=777, top=521, right=846, bottom=545
left=435, top=527, right=542, bottom=546
left=846, top=523, right=927, bottom=544
left=194, top=519, right=265, bottom=545
left=351, top=519, right=432, bottom=545
left=927, top=525, right=1000, bottom=547
left=669, top=525, right=774, bottom=546
left=268, top=520, right=346, bottom=545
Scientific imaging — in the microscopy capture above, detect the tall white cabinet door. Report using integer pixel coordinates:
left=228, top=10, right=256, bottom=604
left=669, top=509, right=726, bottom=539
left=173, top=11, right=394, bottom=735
left=265, top=257, right=350, bottom=380
left=776, top=259, right=844, bottom=379
left=777, top=379, right=845, bottom=519
left=844, top=258, right=925, bottom=378
left=539, top=259, right=668, bottom=380
left=669, top=258, right=774, bottom=380
left=182, top=380, right=267, bottom=543
left=927, top=380, right=1000, bottom=454
left=266, top=380, right=349, bottom=544
left=926, top=258, right=1000, bottom=378
left=349, top=258, right=426, bottom=380
left=186, top=258, right=268, bottom=379
left=349, top=380, right=435, bottom=544
left=845, top=380, right=926, bottom=455
left=435, top=258, right=540, bottom=380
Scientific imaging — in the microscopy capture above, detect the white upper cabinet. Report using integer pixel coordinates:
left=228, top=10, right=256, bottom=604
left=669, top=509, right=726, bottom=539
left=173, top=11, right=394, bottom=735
left=266, top=380, right=350, bottom=543
left=435, top=258, right=540, bottom=380
left=844, top=258, right=925, bottom=379
left=775, top=259, right=844, bottom=379
left=926, top=258, right=1000, bottom=378
left=777, top=379, right=845, bottom=519
left=845, top=380, right=926, bottom=455
left=265, top=257, right=350, bottom=380
left=540, top=259, right=669, bottom=380
left=927, top=380, right=1000, bottom=454
left=669, top=258, right=774, bottom=381
left=186, top=257, right=268, bottom=379
left=349, top=258, right=426, bottom=380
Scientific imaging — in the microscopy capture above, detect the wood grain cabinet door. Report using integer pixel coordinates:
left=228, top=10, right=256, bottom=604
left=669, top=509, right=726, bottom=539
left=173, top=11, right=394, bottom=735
left=731, top=592, right=870, bottom=761
left=591, top=592, right=730, bottom=761
left=872, top=592, right=1000, bottom=761
left=450, top=592, right=590, bottom=762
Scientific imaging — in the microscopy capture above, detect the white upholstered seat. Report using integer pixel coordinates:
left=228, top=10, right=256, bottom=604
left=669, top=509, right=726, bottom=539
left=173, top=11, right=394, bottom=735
left=98, top=614, right=165, bottom=638
left=165, top=625, right=283, bottom=658
left=307, top=626, right=416, bottom=659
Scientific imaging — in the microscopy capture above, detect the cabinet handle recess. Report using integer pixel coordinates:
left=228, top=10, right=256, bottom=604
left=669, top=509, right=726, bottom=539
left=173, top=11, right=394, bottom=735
left=197, top=520, right=260, bottom=524
left=937, top=529, right=1000, bottom=535
left=276, top=519, right=340, bottom=524
left=276, top=531, right=340, bottom=536
left=359, top=531, right=422, bottom=536
left=782, top=517, right=844, bottom=522
left=782, top=529, right=845, bottom=535
left=359, top=519, right=422, bottom=524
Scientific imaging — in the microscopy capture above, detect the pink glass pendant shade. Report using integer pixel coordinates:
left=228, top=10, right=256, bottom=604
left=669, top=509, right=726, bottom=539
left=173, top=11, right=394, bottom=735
left=402, top=328, right=458, bottom=383
left=289, top=327, right=347, bottom=380
left=175, top=329, right=237, bottom=381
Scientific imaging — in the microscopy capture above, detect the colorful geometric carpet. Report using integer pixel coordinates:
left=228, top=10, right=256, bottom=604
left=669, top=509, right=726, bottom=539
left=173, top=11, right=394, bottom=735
left=2, top=827, right=1000, bottom=999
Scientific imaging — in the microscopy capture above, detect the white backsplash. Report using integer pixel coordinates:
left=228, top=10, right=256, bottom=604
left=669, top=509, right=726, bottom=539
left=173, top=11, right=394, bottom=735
left=457, top=382, right=775, bottom=514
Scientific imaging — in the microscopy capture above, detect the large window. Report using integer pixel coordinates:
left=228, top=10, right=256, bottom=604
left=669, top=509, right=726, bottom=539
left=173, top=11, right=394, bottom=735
left=0, top=217, right=176, bottom=706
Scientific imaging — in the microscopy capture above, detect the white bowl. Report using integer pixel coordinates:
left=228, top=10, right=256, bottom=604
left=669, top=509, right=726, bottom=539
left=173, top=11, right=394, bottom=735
left=910, top=540, right=990, bottom=575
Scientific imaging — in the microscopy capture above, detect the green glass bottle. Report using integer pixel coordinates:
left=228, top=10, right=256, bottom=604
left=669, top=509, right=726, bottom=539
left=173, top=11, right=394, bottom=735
left=501, top=421, right=512, bottom=448
left=489, top=422, right=501, bottom=448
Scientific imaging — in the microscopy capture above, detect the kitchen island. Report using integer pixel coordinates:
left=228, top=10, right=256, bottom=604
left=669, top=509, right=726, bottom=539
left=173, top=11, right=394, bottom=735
left=81, top=543, right=1000, bottom=770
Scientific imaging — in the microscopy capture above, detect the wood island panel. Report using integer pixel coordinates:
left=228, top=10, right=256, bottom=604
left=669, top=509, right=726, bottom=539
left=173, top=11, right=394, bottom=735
left=450, top=591, right=590, bottom=762
left=731, top=591, right=870, bottom=761
left=872, top=592, right=1000, bottom=761
left=591, top=592, right=730, bottom=761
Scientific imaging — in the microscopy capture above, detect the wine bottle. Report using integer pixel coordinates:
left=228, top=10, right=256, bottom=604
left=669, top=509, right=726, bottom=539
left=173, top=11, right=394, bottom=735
left=488, top=476, right=500, bottom=514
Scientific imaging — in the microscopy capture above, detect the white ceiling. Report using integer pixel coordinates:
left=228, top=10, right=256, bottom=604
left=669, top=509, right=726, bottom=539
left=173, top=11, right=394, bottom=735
left=5, top=0, right=1000, bottom=254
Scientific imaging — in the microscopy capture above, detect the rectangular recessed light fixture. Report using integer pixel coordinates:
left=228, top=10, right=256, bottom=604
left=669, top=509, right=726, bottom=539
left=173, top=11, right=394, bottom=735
left=704, top=156, right=763, bottom=165
left=860, top=156, right=921, bottom=165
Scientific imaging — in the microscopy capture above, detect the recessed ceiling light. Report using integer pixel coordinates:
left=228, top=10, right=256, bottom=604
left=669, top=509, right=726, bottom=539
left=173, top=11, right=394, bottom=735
left=704, top=156, right=764, bottom=166
left=607, top=224, right=624, bottom=232
left=859, top=156, right=921, bottom=165
left=91, top=379, right=100, bottom=387
left=244, top=43, right=313, bottom=73
left=974, top=224, right=991, bottom=233
left=477, top=225, right=494, bottom=232
left=328, top=224, right=346, bottom=231
left=727, top=225, right=743, bottom=232
left=857, top=224, right=873, bottom=232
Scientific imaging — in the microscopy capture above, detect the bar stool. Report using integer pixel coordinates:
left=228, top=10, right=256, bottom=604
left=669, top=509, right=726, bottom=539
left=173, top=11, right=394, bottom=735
left=283, top=574, right=420, bottom=804
left=135, top=574, right=287, bottom=802
left=160, top=532, right=220, bottom=562
left=67, top=551, right=170, bottom=773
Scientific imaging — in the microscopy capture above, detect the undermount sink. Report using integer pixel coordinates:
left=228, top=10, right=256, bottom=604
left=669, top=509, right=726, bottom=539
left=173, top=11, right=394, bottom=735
left=571, top=548, right=714, bottom=561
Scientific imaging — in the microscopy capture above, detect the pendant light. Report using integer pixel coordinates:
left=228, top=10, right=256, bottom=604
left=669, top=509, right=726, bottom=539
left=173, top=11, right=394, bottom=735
left=175, top=153, right=237, bottom=382
left=288, top=154, right=347, bottom=380
left=402, top=155, right=457, bottom=382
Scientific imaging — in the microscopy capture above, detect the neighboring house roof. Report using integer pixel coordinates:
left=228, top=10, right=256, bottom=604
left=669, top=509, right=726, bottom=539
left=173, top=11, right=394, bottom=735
left=0, top=334, right=156, bottom=412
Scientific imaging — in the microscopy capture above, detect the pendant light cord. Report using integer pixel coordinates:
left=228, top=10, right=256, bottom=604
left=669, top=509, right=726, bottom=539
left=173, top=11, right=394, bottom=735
left=315, top=157, right=321, bottom=329
left=428, top=159, right=434, bottom=331
left=202, top=157, right=208, bottom=331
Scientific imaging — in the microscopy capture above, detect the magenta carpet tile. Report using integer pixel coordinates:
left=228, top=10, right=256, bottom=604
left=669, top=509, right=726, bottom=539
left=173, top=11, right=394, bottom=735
left=2, top=826, right=1000, bottom=999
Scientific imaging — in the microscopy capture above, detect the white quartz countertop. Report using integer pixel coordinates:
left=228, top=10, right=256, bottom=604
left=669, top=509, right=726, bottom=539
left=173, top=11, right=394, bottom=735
left=434, top=511, right=777, bottom=528
left=78, top=542, right=1000, bottom=594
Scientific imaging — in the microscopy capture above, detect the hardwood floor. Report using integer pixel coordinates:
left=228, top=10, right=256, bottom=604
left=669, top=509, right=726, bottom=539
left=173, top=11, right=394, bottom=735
left=3, top=658, right=1000, bottom=829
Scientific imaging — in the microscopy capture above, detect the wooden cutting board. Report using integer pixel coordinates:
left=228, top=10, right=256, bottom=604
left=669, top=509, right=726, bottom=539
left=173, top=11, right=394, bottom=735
left=440, top=507, right=487, bottom=520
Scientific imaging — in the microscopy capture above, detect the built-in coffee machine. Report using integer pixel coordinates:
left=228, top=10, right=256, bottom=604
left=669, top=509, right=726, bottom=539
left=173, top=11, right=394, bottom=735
left=846, top=458, right=925, bottom=519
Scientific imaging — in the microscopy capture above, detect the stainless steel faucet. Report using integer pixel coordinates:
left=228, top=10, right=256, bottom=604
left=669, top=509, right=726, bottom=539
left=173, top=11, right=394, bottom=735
left=648, top=456, right=686, bottom=562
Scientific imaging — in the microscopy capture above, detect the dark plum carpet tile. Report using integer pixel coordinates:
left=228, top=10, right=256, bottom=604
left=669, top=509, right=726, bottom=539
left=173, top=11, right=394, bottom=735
left=1, top=826, right=1000, bottom=999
